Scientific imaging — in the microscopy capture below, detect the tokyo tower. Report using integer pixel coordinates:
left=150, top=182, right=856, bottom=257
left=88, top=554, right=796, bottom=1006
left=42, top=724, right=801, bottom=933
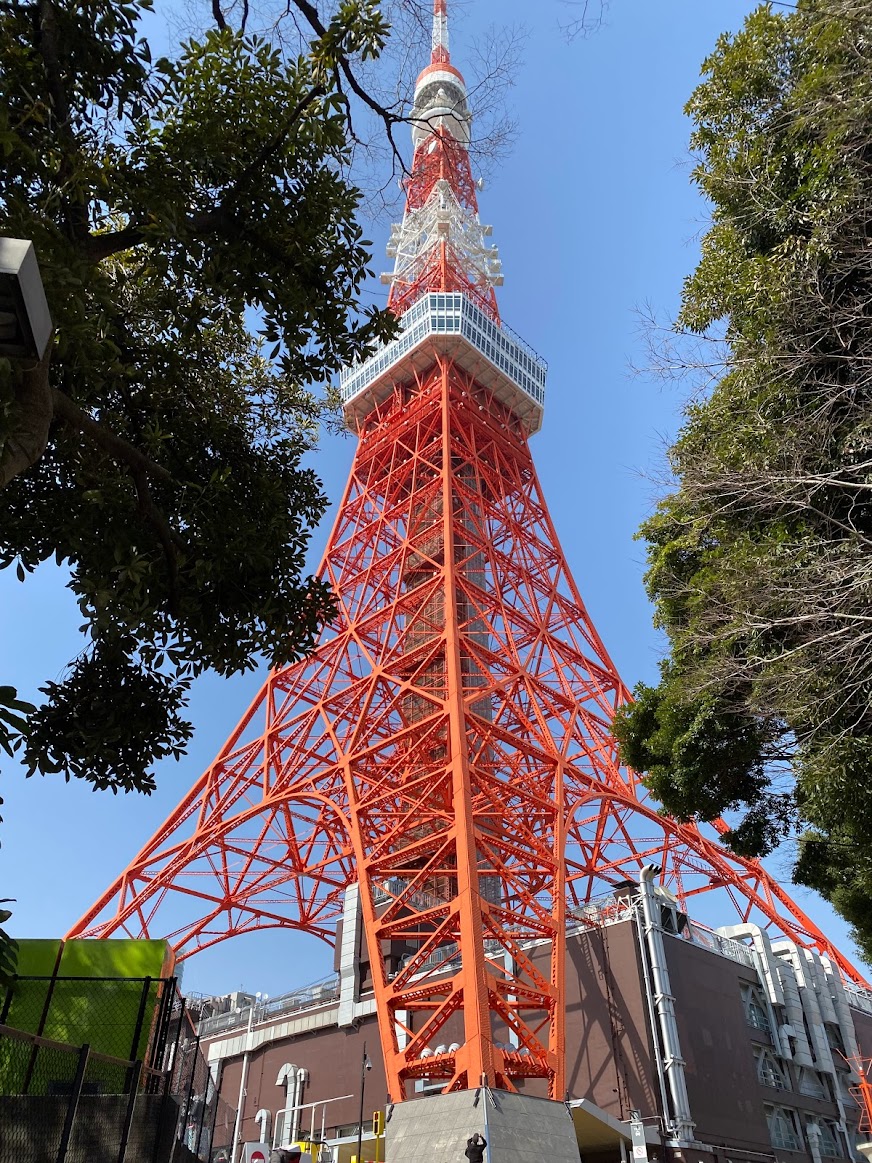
left=71, top=0, right=867, bottom=1104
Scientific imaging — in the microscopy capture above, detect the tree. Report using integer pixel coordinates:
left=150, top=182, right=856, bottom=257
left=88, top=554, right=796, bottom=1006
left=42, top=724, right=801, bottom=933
left=0, top=0, right=407, bottom=970
left=612, top=0, right=872, bottom=959
left=0, top=0, right=404, bottom=783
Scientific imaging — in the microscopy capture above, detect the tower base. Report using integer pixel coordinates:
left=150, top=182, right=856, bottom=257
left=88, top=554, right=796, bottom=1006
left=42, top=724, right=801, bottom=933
left=385, top=1090, right=580, bottom=1163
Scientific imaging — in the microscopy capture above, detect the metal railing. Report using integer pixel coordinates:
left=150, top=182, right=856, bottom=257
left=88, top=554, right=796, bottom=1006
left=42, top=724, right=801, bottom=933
left=844, top=981, right=872, bottom=1015
left=196, top=975, right=340, bottom=1039
left=568, top=892, right=638, bottom=930
left=339, top=292, right=547, bottom=412
left=685, top=921, right=758, bottom=969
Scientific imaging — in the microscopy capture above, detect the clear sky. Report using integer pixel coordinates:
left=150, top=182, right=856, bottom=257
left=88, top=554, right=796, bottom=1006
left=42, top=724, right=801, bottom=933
left=4, top=0, right=864, bottom=1001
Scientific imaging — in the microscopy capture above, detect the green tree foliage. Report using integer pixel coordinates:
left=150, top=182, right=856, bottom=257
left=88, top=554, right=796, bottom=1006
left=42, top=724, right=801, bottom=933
left=0, top=0, right=399, bottom=976
left=0, top=0, right=397, bottom=788
left=612, top=0, right=872, bottom=958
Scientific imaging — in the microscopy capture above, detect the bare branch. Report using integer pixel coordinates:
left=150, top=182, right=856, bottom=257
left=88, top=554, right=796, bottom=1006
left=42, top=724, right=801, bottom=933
left=560, top=0, right=609, bottom=42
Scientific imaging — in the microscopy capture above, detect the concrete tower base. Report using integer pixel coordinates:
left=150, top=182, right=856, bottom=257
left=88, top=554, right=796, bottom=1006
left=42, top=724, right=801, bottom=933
left=385, top=1089, right=580, bottom=1163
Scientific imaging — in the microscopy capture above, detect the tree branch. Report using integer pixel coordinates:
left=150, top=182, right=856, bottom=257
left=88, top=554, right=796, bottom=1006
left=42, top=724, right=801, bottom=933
left=83, top=86, right=326, bottom=263
left=36, top=0, right=89, bottom=241
left=50, top=388, right=175, bottom=486
left=50, top=388, right=183, bottom=610
left=288, top=0, right=405, bottom=166
left=0, top=347, right=53, bottom=489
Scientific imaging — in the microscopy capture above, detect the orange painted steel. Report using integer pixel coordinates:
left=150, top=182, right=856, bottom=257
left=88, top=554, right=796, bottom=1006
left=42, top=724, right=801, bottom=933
left=850, top=1057, right=872, bottom=1133
left=71, top=357, right=869, bottom=1102
left=403, top=128, right=479, bottom=215
left=71, top=0, right=870, bottom=1106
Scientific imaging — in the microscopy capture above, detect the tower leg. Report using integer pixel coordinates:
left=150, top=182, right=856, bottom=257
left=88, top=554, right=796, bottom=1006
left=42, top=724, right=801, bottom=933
left=386, top=1090, right=580, bottom=1163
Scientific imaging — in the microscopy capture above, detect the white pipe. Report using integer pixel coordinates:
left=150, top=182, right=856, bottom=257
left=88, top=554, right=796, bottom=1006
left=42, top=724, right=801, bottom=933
left=718, top=925, right=785, bottom=1056
left=291, top=1067, right=308, bottom=1143
left=807, top=1120, right=823, bottom=1163
left=277, top=1062, right=300, bottom=1147
left=786, top=945, right=836, bottom=1073
left=639, top=865, right=695, bottom=1145
left=799, top=951, right=853, bottom=1142
left=822, top=956, right=861, bottom=1073
left=633, top=903, right=671, bottom=1132
left=804, top=950, right=838, bottom=1025
left=255, top=1109, right=271, bottom=1145
left=775, top=959, right=815, bottom=1068
left=231, top=1004, right=257, bottom=1163
left=774, top=944, right=854, bottom=1146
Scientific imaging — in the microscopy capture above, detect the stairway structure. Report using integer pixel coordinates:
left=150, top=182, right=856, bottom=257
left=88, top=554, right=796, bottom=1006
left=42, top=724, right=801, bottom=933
left=70, top=0, right=867, bottom=1106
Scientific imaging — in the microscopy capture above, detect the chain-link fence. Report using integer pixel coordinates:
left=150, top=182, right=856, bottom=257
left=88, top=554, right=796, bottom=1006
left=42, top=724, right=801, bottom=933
left=168, top=1030, right=237, bottom=1162
left=0, top=973, right=176, bottom=1073
left=0, top=976, right=233, bottom=1163
left=0, top=1021, right=165, bottom=1162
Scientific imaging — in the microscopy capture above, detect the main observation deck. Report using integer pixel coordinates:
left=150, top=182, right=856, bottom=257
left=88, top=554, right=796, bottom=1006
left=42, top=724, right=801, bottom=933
left=340, top=293, right=547, bottom=435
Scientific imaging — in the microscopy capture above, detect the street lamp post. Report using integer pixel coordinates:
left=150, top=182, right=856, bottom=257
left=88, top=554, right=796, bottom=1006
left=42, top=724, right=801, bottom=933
left=355, top=1042, right=372, bottom=1163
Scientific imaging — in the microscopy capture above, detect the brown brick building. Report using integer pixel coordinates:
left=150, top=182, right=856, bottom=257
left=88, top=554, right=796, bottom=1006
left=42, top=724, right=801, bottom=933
left=194, top=882, right=872, bottom=1163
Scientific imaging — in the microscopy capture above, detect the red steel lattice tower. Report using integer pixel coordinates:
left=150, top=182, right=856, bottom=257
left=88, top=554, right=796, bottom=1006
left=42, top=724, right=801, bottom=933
left=72, top=0, right=868, bottom=1103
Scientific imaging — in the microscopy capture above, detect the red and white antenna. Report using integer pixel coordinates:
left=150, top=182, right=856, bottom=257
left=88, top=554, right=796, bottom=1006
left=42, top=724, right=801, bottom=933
left=431, top=0, right=450, bottom=64
left=384, top=0, right=502, bottom=321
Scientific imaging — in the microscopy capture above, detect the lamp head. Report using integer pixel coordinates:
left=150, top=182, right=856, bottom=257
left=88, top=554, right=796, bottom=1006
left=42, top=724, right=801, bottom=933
left=0, top=238, right=51, bottom=360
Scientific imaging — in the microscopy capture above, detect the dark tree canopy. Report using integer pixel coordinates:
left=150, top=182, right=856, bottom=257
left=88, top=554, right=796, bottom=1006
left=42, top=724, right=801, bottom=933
left=613, top=0, right=872, bottom=959
left=0, top=0, right=400, bottom=786
left=0, top=0, right=408, bottom=972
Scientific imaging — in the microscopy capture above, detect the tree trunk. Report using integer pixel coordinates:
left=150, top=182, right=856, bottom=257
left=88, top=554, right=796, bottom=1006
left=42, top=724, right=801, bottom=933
left=0, top=349, right=54, bottom=489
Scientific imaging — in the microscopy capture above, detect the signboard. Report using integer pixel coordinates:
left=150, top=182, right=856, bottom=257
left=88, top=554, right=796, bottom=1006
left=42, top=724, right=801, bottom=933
left=243, top=1144, right=269, bottom=1163
left=630, top=1113, right=649, bottom=1163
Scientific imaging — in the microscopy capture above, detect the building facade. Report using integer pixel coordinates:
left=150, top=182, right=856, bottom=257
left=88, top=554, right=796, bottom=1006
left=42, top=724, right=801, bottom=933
left=196, top=880, right=872, bottom=1163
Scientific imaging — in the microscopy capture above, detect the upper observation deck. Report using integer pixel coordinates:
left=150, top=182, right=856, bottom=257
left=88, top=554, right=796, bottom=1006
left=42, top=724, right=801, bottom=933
left=340, top=292, right=547, bottom=435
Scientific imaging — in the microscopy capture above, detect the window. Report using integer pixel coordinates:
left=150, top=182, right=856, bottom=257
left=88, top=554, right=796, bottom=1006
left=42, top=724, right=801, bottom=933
left=796, top=1067, right=826, bottom=1100
left=765, top=1105, right=801, bottom=1152
left=836, top=1072, right=854, bottom=1104
left=741, top=983, right=772, bottom=1034
left=825, top=1023, right=846, bottom=1056
left=331, top=1124, right=365, bottom=1140
left=755, top=1047, right=789, bottom=1091
left=805, top=1118, right=843, bottom=1159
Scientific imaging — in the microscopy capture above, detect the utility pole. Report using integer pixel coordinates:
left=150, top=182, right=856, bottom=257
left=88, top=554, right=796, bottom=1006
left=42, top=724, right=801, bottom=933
left=355, top=1042, right=372, bottom=1163
left=230, top=994, right=261, bottom=1163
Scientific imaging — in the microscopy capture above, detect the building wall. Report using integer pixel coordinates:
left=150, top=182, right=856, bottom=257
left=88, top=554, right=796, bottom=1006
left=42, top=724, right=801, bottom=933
left=563, top=921, right=659, bottom=1122
left=665, top=934, right=781, bottom=1157
left=215, top=1015, right=386, bottom=1147
left=204, top=915, right=872, bottom=1163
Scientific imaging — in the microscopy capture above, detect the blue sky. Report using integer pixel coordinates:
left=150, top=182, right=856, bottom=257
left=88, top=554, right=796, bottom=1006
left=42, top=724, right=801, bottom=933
left=4, top=0, right=864, bottom=1000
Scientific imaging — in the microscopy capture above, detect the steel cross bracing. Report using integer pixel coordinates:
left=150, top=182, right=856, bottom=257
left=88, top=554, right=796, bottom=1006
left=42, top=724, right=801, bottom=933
left=73, top=0, right=868, bottom=1107
left=72, top=360, right=868, bottom=1099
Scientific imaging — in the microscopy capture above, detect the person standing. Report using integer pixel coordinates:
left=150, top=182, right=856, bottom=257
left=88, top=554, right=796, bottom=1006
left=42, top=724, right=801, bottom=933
left=465, top=1133, right=487, bottom=1163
